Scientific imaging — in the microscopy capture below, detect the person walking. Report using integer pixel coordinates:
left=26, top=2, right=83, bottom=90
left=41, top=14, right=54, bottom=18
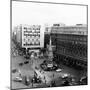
left=43, top=76, right=47, bottom=86
left=31, top=78, right=34, bottom=87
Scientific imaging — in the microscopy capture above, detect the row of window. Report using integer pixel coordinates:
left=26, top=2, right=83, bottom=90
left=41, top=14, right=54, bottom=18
left=24, top=30, right=40, bottom=33
left=24, top=34, right=40, bottom=37
left=55, top=35, right=87, bottom=42
left=57, top=45, right=87, bottom=57
left=56, top=39, right=87, bottom=45
left=23, top=38, right=40, bottom=42
left=23, top=27, right=40, bottom=30
left=23, top=43, right=40, bottom=46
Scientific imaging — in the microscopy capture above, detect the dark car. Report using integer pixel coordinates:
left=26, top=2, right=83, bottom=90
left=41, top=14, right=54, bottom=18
left=79, top=76, right=87, bottom=85
left=24, top=61, right=29, bottom=64
left=24, top=54, right=30, bottom=59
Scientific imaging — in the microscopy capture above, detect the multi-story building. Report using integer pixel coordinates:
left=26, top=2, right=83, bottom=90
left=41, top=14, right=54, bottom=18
left=44, top=24, right=87, bottom=68
left=13, top=24, right=45, bottom=56
left=21, top=24, right=44, bottom=49
left=21, top=24, right=45, bottom=56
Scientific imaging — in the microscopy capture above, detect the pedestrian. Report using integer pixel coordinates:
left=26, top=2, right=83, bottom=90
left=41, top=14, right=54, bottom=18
left=45, top=79, right=47, bottom=85
left=53, top=74, right=54, bottom=78
left=31, top=78, right=34, bottom=87
left=51, top=81, right=56, bottom=87
left=40, top=70, right=42, bottom=73
left=18, top=70, right=22, bottom=77
left=53, top=81, right=56, bottom=87
left=44, top=76, right=46, bottom=80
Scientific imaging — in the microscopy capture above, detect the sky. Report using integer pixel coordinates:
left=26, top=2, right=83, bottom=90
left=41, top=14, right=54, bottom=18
left=12, top=1, right=87, bottom=28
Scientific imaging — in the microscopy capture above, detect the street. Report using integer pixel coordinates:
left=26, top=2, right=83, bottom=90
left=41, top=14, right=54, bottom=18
left=11, top=53, right=86, bottom=89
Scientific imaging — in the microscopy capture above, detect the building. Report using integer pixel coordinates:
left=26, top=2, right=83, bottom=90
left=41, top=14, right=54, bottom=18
left=44, top=24, right=87, bottom=68
left=12, top=25, right=22, bottom=46
left=12, top=24, right=45, bottom=56
left=21, top=24, right=44, bottom=54
left=45, top=23, right=65, bottom=34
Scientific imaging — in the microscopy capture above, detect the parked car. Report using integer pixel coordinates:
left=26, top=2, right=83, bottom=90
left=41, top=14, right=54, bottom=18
left=24, top=61, right=29, bottom=64
left=24, top=54, right=30, bottom=59
left=79, top=76, right=87, bottom=85
left=12, top=69, right=18, bottom=73
left=13, top=76, right=22, bottom=82
left=61, top=80, right=71, bottom=86
left=56, top=68, right=62, bottom=72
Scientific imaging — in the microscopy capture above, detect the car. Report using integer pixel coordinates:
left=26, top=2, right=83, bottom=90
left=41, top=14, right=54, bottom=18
left=12, top=69, right=18, bottom=73
left=61, top=80, right=71, bottom=86
left=61, top=73, right=70, bottom=79
left=13, top=76, right=22, bottom=82
left=24, top=61, right=29, bottom=64
left=24, top=54, right=30, bottom=59
left=19, top=62, right=23, bottom=66
left=79, top=76, right=87, bottom=85
left=56, top=68, right=62, bottom=72
left=61, top=74, right=76, bottom=84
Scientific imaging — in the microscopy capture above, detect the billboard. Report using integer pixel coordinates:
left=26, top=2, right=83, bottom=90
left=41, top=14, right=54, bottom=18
left=22, top=25, right=44, bottom=48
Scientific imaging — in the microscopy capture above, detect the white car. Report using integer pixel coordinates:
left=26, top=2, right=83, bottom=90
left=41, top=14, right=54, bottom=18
left=56, top=68, right=62, bottom=72
left=62, top=73, right=70, bottom=79
left=13, top=76, right=22, bottom=82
